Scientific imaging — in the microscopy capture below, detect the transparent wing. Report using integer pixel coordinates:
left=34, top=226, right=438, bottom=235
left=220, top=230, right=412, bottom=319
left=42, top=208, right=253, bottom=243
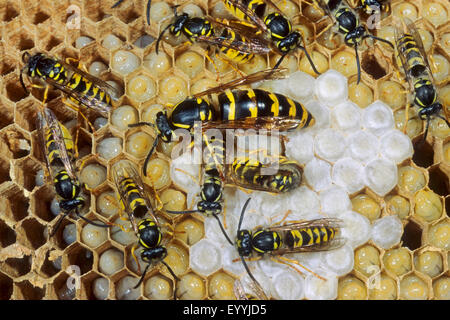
left=201, top=117, right=305, bottom=131
left=196, top=33, right=271, bottom=55
left=266, top=218, right=344, bottom=233
left=36, top=109, right=53, bottom=180
left=224, top=0, right=269, bottom=34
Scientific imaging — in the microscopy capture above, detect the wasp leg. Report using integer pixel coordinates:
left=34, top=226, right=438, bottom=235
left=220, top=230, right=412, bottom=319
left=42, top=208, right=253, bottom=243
left=131, top=244, right=142, bottom=274
left=61, top=97, right=96, bottom=133
left=232, top=255, right=262, bottom=263
left=269, top=210, right=293, bottom=226
left=215, top=53, right=246, bottom=78
left=403, top=104, right=411, bottom=134
left=65, top=57, right=89, bottom=73
left=50, top=210, right=71, bottom=237
left=204, top=51, right=222, bottom=82
left=272, top=255, right=327, bottom=281
left=111, top=0, right=125, bottom=8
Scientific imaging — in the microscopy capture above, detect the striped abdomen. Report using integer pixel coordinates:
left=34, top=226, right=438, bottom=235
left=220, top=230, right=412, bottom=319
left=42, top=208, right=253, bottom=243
left=203, top=137, right=226, bottom=176
left=397, top=35, right=426, bottom=77
left=67, top=73, right=112, bottom=106
left=219, top=29, right=254, bottom=64
left=219, top=89, right=314, bottom=129
left=119, top=178, right=148, bottom=218
left=45, top=124, right=74, bottom=165
left=285, top=226, right=337, bottom=248
left=224, top=0, right=266, bottom=21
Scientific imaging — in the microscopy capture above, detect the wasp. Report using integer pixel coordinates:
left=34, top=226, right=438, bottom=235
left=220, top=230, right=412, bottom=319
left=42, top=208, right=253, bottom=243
left=222, top=0, right=321, bottom=73
left=228, top=198, right=344, bottom=299
left=112, top=160, right=178, bottom=293
left=313, top=0, right=394, bottom=84
left=394, top=18, right=449, bottom=143
left=37, top=107, right=111, bottom=237
left=20, top=52, right=121, bottom=124
left=129, top=68, right=313, bottom=175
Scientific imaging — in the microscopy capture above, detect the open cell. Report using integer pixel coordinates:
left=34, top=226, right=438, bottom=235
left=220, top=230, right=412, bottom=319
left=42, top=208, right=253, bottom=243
left=20, top=218, right=47, bottom=250
left=53, top=272, right=76, bottom=300
left=40, top=251, right=62, bottom=278
left=0, top=272, right=13, bottom=300
left=0, top=184, right=30, bottom=222
left=428, top=166, right=449, bottom=197
left=0, top=157, right=11, bottom=186
left=412, top=140, right=434, bottom=169
left=0, top=219, right=16, bottom=248
left=31, top=185, right=57, bottom=222
left=66, top=245, right=94, bottom=276
left=401, top=220, right=423, bottom=251
left=0, top=256, right=32, bottom=278
left=0, top=98, right=14, bottom=130
left=5, top=77, right=29, bottom=103
left=15, top=281, right=46, bottom=300
left=0, top=126, right=31, bottom=159
left=14, top=157, right=42, bottom=192
left=14, top=98, right=40, bottom=132
left=0, top=1, right=20, bottom=22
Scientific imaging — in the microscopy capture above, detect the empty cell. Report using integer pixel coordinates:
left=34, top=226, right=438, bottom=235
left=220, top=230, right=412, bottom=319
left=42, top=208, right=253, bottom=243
left=362, top=101, right=395, bottom=136
left=190, top=239, right=222, bottom=276
left=365, top=159, right=398, bottom=196
left=331, top=101, right=361, bottom=132
left=0, top=220, right=16, bottom=248
left=40, top=251, right=61, bottom=278
left=0, top=157, right=11, bottom=186
left=360, top=52, right=387, bottom=81
left=319, top=186, right=351, bottom=216
left=67, top=246, right=94, bottom=275
left=371, top=215, right=403, bottom=249
left=412, top=141, right=434, bottom=169
left=1, top=127, right=31, bottom=159
left=5, top=79, right=29, bottom=103
left=428, top=167, right=450, bottom=197
left=379, top=130, right=413, bottom=164
left=133, top=34, right=155, bottom=49
left=314, top=129, right=347, bottom=162
left=332, top=158, right=365, bottom=193
left=0, top=1, right=20, bottom=22
left=315, top=70, right=348, bottom=107
left=16, top=281, right=45, bottom=300
left=0, top=272, right=13, bottom=300
left=20, top=217, right=46, bottom=251
left=1, top=256, right=32, bottom=278
left=347, top=130, right=379, bottom=164
left=0, top=185, right=29, bottom=221
left=304, top=158, right=332, bottom=191
left=15, top=158, right=44, bottom=192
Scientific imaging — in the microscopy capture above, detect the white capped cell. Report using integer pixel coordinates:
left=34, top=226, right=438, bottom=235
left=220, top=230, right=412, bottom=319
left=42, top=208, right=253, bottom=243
left=320, top=244, right=354, bottom=276
left=287, top=71, right=316, bottom=102
left=340, top=211, right=371, bottom=248
left=319, top=186, right=352, bottom=216
left=204, top=214, right=236, bottom=245
left=348, top=130, right=380, bottom=164
left=304, top=100, right=330, bottom=132
left=259, top=192, right=293, bottom=219
left=371, top=215, right=403, bottom=249
left=304, top=158, right=332, bottom=191
left=222, top=245, right=246, bottom=276
left=285, top=131, right=314, bottom=163
left=287, top=186, right=321, bottom=218
left=272, top=270, right=305, bottom=300
left=291, top=251, right=323, bottom=271
left=189, top=239, right=222, bottom=276
left=268, top=78, right=291, bottom=96
left=379, top=130, right=413, bottom=163
left=314, top=69, right=348, bottom=107
left=304, top=273, right=338, bottom=300
left=241, top=269, right=274, bottom=299
left=170, top=150, right=201, bottom=193
left=314, top=128, right=347, bottom=162
left=331, top=100, right=362, bottom=132
left=362, top=101, right=395, bottom=136
left=365, top=159, right=398, bottom=196
left=332, top=157, right=365, bottom=193
left=257, top=258, right=286, bottom=279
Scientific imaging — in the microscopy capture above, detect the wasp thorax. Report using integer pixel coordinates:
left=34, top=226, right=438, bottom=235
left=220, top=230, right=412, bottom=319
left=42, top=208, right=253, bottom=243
left=265, top=13, right=291, bottom=40
left=278, top=32, right=301, bottom=52
left=139, top=219, right=161, bottom=247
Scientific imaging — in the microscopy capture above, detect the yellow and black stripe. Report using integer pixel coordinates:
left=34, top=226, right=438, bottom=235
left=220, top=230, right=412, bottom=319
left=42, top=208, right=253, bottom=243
left=396, top=34, right=427, bottom=77
left=285, top=226, right=337, bottom=248
left=224, top=0, right=266, bottom=21
left=67, top=73, right=111, bottom=106
left=251, top=229, right=282, bottom=253
left=45, top=124, right=74, bottom=166
left=119, top=178, right=149, bottom=218
left=137, top=218, right=162, bottom=249
left=219, top=89, right=314, bottom=128
left=219, top=28, right=255, bottom=64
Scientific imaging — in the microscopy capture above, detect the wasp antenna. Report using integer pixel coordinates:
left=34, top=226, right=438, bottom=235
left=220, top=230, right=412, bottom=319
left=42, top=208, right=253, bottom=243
left=76, top=211, right=112, bottom=228
left=165, top=209, right=199, bottom=214
left=146, top=0, right=151, bottom=25
left=143, top=136, right=159, bottom=177
left=111, top=0, right=125, bottom=8
left=299, top=45, right=321, bottom=75
left=213, top=213, right=234, bottom=246
left=20, top=67, right=29, bottom=94
left=355, top=44, right=361, bottom=85
left=239, top=255, right=265, bottom=298
left=273, top=53, right=287, bottom=71
left=436, top=115, right=450, bottom=128
left=238, top=198, right=252, bottom=232
left=156, top=23, right=172, bottom=55
left=134, top=263, right=151, bottom=289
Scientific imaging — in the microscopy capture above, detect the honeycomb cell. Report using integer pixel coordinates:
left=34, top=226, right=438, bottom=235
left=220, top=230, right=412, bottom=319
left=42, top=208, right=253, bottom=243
left=429, top=116, right=450, bottom=140
left=299, top=51, right=329, bottom=76
left=392, top=2, right=418, bottom=20
left=385, top=195, right=410, bottom=219
left=8, top=28, right=35, bottom=53
left=0, top=219, right=16, bottom=248
left=394, top=108, right=423, bottom=138
left=75, top=36, right=95, bottom=49
left=206, top=54, right=233, bottom=75
left=0, top=184, right=30, bottom=222
left=111, top=50, right=140, bottom=76
left=92, top=276, right=109, bottom=300
left=208, top=272, right=236, bottom=300
left=80, top=163, right=107, bottom=189
left=331, top=50, right=357, bottom=78
left=81, top=223, right=109, bottom=248
left=398, top=165, right=426, bottom=194
left=240, top=55, right=267, bottom=74
left=0, top=1, right=20, bottom=22
left=158, top=75, right=188, bottom=105
left=116, top=275, right=140, bottom=300
left=414, top=189, right=443, bottom=223
left=433, top=276, right=450, bottom=300
left=99, top=247, right=125, bottom=276
left=337, top=276, right=367, bottom=300
left=412, top=140, right=434, bottom=169
left=115, top=2, right=140, bottom=24
left=174, top=217, right=204, bottom=246
left=40, top=251, right=61, bottom=279
left=165, top=242, right=189, bottom=277
left=63, top=223, right=77, bottom=246
left=383, top=248, right=412, bottom=276
left=144, top=274, right=173, bottom=300
left=354, top=245, right=380, bottom=277
left=102, top=34, right=123, bottom=51
left=127, top=74, right=157, bottom=102
left=110, top=217, right=136, bottom=246
left=143, top=158, right=171, bottom=190
left=141, top=103, right=165, bottom=124
left=422, top=2, right=448, bottom=27
left=0, top=255, right=32, bottom=278
left=401, top=220, right=423, bottom=251
left=360, top=52, right=388, bottom=81
left=351, top=194, right=381, bottom=222
left=66, top=245, right=94, bottom=276
left=14, top=157, right=44, bottom=192
left=15, top=281, right=45, bottom=300
left=177, top=272, right=206, bottom=300
left=0, top=126, right=31, bottom=159
left=427, top=220, right=450, bottom=250
left=111, top=105, right=139, bottom=130
left=368, top=274, right=397, bottom=300
left=414, top=250, right=443, bottom=278
left=378, top=80, right=406, bottom=109
left=126, top=131, right=154, bottom=159
left=149, top=1, right=173, bottom=23
left=97, top=136, right=123, bottom=161
left=400, top=274, right=429, bottom=300
left=175, top=51, right=204, bottom=79
left=0, top=272, right=13, bottom=300
left=54, top=273, right=76, bottom=300
left=0, top=157, right=11, bottom=186
left=96, top=190, right=120, bottom=218
left=348, top=81, right=373, bottom=109
left=160, top=188, right=186, bottom=212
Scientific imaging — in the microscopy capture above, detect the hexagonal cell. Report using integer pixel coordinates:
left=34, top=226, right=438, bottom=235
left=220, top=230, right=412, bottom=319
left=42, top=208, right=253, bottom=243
left=115, top=274, right=141, bottom=300
left=412, top=140, right=434, bottom=169
left=383, top=247, right=413, bottom=277
left=82, top=0, right=111, bottom=23
left=0, top=54, right=18, bottom=76
left=414, top=249, right=444, bottom=279
left=13, top=157, right=42, bottom=192
left=79, top=158, right=107, bottom=190
left=90, top=275, right=110, bottom=300
left=93, top=184, right=120, bottom=219
left=51, top=218, right=77, bottom=251
left=52, top=272, right=76, bottom=300
left=337, top=274, right=368, bottom=300
left=368, top=273, right=398, bottom=300
left=189, top=238, right=222, bottom=277
left=14, top=97, right=40, bottom=132
left=0, top=156, right=11, bottom=186
left=361, top=49, right=389, bottom=80
left=96, top=133, right=123, bottom=161
left=0, top=255, right=32, bottom=278
left=75, top=128, right=93, bottom=159
left=427, top=219, right=450, bottom=250
left=98, top=245, right=125, bottom=277
left=401, top=220, right=423, bottom=251
left=0, top=125, right=31, bottom=159
left=40, top=251, right=62, bottom=279
left=400, top=273, right=430, bottom=300
left=114, top=2, right=141, bottom=25
left=7, top=27, right=35, bottom=53
left=433, top=276, right=450, bottom=300
left=19, top=218, right=47, bottom=250
left=0, top=219, right=16, bottom=248
left=0, top=184, right=30, bottom=222
left=428, top=166, right=449, bottom=197
left=0, top=97, right=14, bottom=130
left=15, top=281, right=46, bottom=300
left=0, top=272, right=13, bottom=300
left=4, top=74, right=29, bottom=103
left=208, top=271, right=236, bottom=300
left=31, top=185, right=58, bottom=222
left=354, top=244, right=381, bottom=278
left=0, top=1, right=20, bottom=22
left=144, top=272, right=174, bottom=300
left=176, top=271, right=207, bottom=300
left=26, top=2, right=51, bottom=25
left=66, top=244, right=94, bottom=276
left=174, top=216, right=205, bottom=246
left=164, top=241, right=190, bottom=278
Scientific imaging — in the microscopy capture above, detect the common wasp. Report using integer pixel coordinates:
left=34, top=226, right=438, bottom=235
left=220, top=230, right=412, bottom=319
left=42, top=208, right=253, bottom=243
left=112, top=160, right=178, bottom=293
left=227, top=198, right=344, bottom=299
left=20, top=52, right=121, bottom=128
left=37, top=107, right=111, bottom=237
left=129, top=68, right=314, bottom=175
left=394, top=18, right=449, bottom=143
left=313, top=0, right=394, bottom=83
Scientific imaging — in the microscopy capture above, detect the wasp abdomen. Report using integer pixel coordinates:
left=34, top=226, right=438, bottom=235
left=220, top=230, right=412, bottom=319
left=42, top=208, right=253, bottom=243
left=285, top=226, right=337, bottom=248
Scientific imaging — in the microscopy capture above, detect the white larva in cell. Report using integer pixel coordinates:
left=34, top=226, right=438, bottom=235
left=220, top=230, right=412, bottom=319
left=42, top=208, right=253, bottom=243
left=371, top=215, right=403, bottom=249
left=94, top=117, right=108, bottom=130
left=51, top=198, right=60, bottom=216
left=189, top=239, right=222, bottom=276
left=102, top=34, right=122, bottom=50
left=319, top=186, right=352, bottom=216
left=110, top=218, right=137, bottom=246
left=80, top=164, right=107, bottom=189
left=35, top=169, right=45, bottom=186
left=111, top=50, right=140, bottom=76
left=111, top=105, right=138, bottom=130
left=97, top=137, right=122, bottom=160
left=315, top=69, right=348, bottom=107
left=75, top=36, right=94, bottom=49
left=89, top=61, right=108, bottom=77
left=81, top=222, right=108, bottom=248
left=150, top=1, right=172, bottom=22
left=98, top=248, right=124, bottom=276
left=127, top=75, right=156, bottom=102
left=116, top=276, right=140, bottom=300
left=63, top=223, right=77, bottom=245
left=144, top=275, right=173, bottom=300
left=182, top=4, right=204, bottom=17
left=93, top=277, right=109, bottom=300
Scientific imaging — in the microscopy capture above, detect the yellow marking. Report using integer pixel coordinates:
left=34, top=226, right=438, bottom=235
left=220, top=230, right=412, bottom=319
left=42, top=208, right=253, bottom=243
left=225, top=90, right=236, bottom=120
left=269, top=93, right=279, bottom=117
left=321, top=227, right=328, bottom=242
left=306, top=228, right=314, bottom=245
left=313, top=227, right=321, bottom=244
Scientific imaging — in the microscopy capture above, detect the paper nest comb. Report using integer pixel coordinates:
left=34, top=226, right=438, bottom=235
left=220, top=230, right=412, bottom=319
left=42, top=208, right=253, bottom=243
left=0, top=0, right=448, bottom=300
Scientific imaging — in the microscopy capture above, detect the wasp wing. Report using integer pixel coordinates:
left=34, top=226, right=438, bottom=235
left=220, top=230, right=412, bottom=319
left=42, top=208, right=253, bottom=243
left=201, top=117, right=305, bottom=131
left=272, top=237, right=346, bottom=255
left=196, top=33, right=271, bottom=55
left=224, top=0, right=270, bottom=34
left=266, top=218, right=344, bottom=233
left=36, top=109, right=54, bottom=181
left=234, top=278, right=269, bottom=300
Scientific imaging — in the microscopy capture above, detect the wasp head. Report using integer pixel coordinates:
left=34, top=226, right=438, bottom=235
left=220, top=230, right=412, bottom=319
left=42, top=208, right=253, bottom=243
left=170, top=13, right=189, bottom=37
left=237, top=229, right=252, bottom=257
